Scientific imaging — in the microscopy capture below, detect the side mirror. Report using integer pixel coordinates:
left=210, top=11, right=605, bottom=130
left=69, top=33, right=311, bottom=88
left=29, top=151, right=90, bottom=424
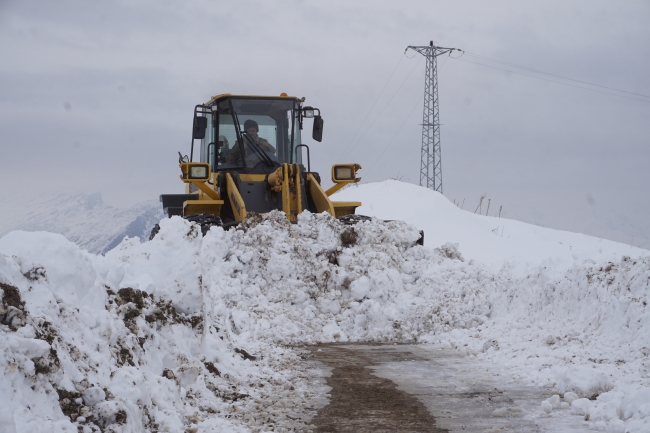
left=193, top=116, right=208, bottom=140
left=312, top=115, right=324, bottom=142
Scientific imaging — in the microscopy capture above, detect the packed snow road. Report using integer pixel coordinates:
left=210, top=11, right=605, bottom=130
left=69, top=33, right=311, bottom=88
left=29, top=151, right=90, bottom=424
left=310, top=344, right=444, bottom=432
left=311, top=344, right=592, bottom=433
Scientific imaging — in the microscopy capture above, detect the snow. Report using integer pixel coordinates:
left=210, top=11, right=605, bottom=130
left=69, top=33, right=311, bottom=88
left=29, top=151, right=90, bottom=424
left=334, top=180, right=647, bottom=270
left=0, top=180, right=649, bottom=432
left=0, top=193, right=162, bottom=255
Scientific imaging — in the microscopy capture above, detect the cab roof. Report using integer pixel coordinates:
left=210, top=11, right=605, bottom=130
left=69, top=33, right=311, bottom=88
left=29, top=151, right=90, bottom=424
left=205, top=94, right=302, bottom=106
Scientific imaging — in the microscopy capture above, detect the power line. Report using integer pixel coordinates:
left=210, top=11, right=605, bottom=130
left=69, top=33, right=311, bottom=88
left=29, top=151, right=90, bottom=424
left=453, top=57, right=650, bottom=104
left=337, top=54, right=405, bottom=160
left=340, top=56, right=422, bottom=160
left=463, top=52, right=650, bottom=100
left=366, top=95, right=423, bottom=177
left=367, top=56, right=450, bottom=177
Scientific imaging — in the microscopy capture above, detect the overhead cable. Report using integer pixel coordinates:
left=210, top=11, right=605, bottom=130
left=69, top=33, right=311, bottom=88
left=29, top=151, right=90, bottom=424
left=454, top=58, right=650, bottom=104
left=341, top=56, right=423, bottom=160
left=337, top=54, right=405, bottom=160
left=366, top=55, right=450, bottom=177
left=463, top=52, right=650, bottom=100
left=366, top=95, right=423, bottom=177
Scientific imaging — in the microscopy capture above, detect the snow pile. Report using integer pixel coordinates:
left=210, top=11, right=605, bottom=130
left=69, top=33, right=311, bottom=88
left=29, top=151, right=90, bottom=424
left=0, top=223, right=331, bottom=432
left=193, top=211, right=491, bottom=345
left=0, top=210, right=500, bottom=431
left=467, top=255, right=650, bottom=432
left=334, top=180, right=646, bottom=269
left=0, top=180, right=649, bottom=432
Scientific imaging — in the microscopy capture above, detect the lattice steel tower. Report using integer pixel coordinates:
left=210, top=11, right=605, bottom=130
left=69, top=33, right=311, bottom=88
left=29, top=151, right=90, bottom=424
left=406, top=41, right=460, bottom=193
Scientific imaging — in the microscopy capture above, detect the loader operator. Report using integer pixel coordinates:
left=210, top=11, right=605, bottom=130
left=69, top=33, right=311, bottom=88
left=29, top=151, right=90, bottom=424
left=227, top=119, right=276, bottom=165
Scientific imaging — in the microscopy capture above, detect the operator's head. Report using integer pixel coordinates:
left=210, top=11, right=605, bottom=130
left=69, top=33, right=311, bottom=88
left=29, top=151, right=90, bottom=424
left=244, top=119, right=259, bottom=135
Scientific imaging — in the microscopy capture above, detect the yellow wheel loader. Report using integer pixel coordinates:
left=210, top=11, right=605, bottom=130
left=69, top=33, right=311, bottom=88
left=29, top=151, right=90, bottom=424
left=152, top=93, right=423, bottom=245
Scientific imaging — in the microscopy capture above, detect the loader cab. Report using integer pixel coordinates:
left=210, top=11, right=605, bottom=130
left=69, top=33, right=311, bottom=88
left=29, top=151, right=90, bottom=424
left=196, top=95, right=305, bottom=174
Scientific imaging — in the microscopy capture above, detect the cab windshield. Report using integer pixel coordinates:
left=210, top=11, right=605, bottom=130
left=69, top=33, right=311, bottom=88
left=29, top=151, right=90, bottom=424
left=200, top=97, right=302, bottom=171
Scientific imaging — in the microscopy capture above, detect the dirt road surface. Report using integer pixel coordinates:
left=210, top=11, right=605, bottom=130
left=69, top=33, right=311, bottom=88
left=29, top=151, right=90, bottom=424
left=309, top=344, right=446, bottom=432
left=309, top=344, right=591, bottom=433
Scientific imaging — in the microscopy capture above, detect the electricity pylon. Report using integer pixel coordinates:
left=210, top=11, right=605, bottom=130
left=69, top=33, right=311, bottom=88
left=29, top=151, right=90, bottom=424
left=406, top=41, right=460, bottom=193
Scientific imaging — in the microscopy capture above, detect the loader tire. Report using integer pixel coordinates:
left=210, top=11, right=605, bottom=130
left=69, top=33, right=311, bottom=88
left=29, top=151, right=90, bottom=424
left=184, top=214, right=223, bottom=236
left=337, top=214, right=372, bottom=225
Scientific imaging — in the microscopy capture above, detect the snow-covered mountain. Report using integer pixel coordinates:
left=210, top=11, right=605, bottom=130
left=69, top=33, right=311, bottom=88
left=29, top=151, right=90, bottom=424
left=0, top=193, right=163, bottom=254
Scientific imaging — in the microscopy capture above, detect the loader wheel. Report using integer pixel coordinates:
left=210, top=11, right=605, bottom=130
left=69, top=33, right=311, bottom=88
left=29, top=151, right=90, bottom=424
left=149, top=224, right=160, bottom=241
left=184, top=214, right=223, bottom=236
left=337, top=214, right=372, bottom=225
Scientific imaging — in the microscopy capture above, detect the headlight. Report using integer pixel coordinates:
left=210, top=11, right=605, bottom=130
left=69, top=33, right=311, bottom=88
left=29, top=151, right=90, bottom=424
left=189, top=166, right=208, bottom=179
left=331, top=163, right=361, bottom=183
left=334, top=166, right=354, bottom=180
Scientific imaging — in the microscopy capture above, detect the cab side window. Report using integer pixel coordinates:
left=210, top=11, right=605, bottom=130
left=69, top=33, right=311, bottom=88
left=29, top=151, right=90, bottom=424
left=217, top=115, right=241, bottom=167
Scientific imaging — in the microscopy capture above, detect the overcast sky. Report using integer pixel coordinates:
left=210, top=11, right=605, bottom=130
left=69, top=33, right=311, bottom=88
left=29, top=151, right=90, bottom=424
left=1, top=0, right=649, bottom=247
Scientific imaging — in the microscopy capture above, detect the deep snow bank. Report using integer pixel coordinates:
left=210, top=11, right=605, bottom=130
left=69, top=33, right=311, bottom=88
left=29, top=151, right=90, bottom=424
left=0, top=182, right=649, bottom=432
left=0, top=218, right=344, bottom=433
left=333, top=180, right=647, bottom=269
left=459, top=256, right=650, bottom=432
